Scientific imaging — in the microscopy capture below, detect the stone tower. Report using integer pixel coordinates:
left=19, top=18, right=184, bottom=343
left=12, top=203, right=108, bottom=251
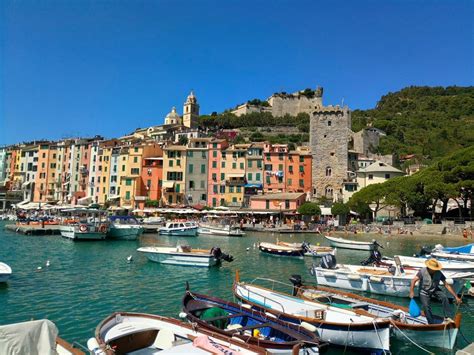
left=310, top=105, right=351, bottom=201
left=183, top=91, right=199, bottom=128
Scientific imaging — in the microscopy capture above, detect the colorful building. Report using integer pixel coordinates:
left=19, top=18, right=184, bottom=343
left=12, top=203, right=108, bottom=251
left=162, top=145, right=187, bottom=205
left=185, top=138, right=210, bottom=206
left=263, top=143, right=288, bottom=193
left=207, top=139, right=229, bottom=207
left=286, top=146, right=312, bottom=194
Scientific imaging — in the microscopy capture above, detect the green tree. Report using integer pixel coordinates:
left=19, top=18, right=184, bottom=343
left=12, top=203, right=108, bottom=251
left=297, top=202, right=321, bottom=217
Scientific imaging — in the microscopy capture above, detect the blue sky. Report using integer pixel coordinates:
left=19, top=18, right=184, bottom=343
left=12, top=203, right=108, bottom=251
left=1, top=0, right=473, bottom=145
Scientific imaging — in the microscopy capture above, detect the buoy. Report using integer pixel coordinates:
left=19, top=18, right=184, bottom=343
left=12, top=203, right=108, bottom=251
left=37, top=266, right=42, bottom=271
left=246, top=247, right=250, bottom=251
left=127, top=255, right=133, bottom=263
left=46, top=260, right=50, bottom=267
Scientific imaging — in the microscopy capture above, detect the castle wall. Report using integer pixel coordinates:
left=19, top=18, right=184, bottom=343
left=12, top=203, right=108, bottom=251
left=269, top=95, right=323, bottom=117
left=310, top=106, right=351, bottom=201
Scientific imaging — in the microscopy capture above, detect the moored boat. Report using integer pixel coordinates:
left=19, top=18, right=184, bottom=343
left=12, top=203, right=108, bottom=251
left=158, top=221, right=198, bottom=236
left=182, top=287, right=327, bottom=354
left=431, top=243, right=474, bottom=262
left=383, top=255, right=474, bottom=272
left=310, top=262, right=474, bottom=298
left=0, top=319, right=84, bottom=355
left=258, top=242, right=305, bottom=257
left=59, top=208, right=108, bottom=241
left=233, top=274, right=390, bottom=354
left=137, top=245, right=234, bottom=267
left=279, top=242, right=336, bottom=258
left=324, top=236, right=377, bottom=251
left=197, top=223, right=245, bottom=237
left=88, top=312, right=267, bottom=355
left=291, top=276, right=461, bottom=350
left=107, top=215, right=144, bottom=240
left=0, top=262, right=12, bottom=282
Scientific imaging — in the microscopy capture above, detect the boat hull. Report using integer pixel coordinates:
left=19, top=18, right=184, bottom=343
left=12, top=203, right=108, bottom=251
left=312, top=265, right=469, bottom=298
left=258, top=243, right=305, bottom=258
left=0, top=274, right=11, bottom=282
left=432, top=251, right=474, bottom=262
left=107, top=225, right=143, bottom=240
left=325, top=236, right=375, bottom=251
left=197, top=226, right=244, bottom=237
left=159, top=228, right=197, bottom=237
left=138, top=248, right=217, bottom=267
left=59, top=226, right=106, bottom=240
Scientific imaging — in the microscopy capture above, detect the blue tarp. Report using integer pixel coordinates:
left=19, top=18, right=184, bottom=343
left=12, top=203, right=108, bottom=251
left=443, top=244, right=474, bottom=254
left=244, top=184, right=263, bottom=189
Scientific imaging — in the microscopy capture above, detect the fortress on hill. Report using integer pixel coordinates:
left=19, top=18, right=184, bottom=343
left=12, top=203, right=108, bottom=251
left=231, top=87, right=324, bottom=117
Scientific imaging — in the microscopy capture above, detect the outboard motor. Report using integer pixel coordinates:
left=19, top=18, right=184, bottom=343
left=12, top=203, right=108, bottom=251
left=320, top=254, right=337, bottom=269
left=416, top=246, right=433, bottom=257
left=289, top=274, right=303, bottom=296
left=210, top=247, right=234, bottom=263
left=361, top=249, right=382, bottom=266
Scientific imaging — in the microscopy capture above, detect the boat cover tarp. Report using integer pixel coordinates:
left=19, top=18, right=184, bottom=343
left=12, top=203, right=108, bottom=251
left=0, top=319, right=58, bottom=355
left=200, top=307, right=229, bottom=330
left=443, top=244, right=474, bottom=254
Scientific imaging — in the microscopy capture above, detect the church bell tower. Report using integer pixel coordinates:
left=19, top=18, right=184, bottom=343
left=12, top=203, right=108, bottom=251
left=183, top=91, right=199, bottom=128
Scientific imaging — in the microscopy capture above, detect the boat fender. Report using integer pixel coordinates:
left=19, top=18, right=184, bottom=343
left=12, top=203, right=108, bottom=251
left=445, top=278, right=454, bottom=285
left=300, top=321, right=317, bottom=333
left=87, top=338, right=106, bottom=354
left=369, top=276, right=383, bottom=283
left=241, top=304, right=252, bottom=309
left=178, top=312, right=188, bottom=319
left=348, top=274, right=361, bottom=281
left=98, top=224, right=107, bottom=233
left=265, top=312, right=277, bottom=319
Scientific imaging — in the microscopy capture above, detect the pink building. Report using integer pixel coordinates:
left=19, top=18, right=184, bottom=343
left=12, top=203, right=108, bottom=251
left=207, top=139, right=229, bottom=207
left=263, top=143, right=288, bottom=193
left=249, top=192, right=306, bottom=211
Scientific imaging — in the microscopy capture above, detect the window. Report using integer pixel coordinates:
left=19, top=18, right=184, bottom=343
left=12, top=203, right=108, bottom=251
left=200, top=180, right=205, bottom=188
left=201, top=151, right=206, bottom=159
left=266, top=200, right=270, bottom=209
left=328, top=121, right=332, bottom=126
left=134, top=147, right=139, bottom=153
left=240, top=162, right=244, bottom=169
left=212, top=173, right=217, bottom=181
left=299, top=179, right=304, bottom=187
left=189, top=181, right=195, bottom=189
left=278, top=164, right=283, bottom=171
left=175, top=184, right=180, bottom=192
left=299, top=156, right=304, bottom=163
left=166, top=172, right=183, bottom=181
left=169, top=195, right=173, bottom=204
left=125, top=191, right=131, bottom=200
left=176, top=159, right=181, bottom=166
left=256, top=173, right=261, bottom=181
left=299, top=165, right=304, bottom=173
left=285, top=200, right=290, bottom=209
left=221, top=173, right=225, bottom=180
left=289, top=165, right=293, bottom=173
left=247, top=173, right=253, bottom=181
left=221, top=161, right=225, bottom=168
left=257, top=160, right=262, bottom=168
left=189, top=164, right=194, bottom=173
left=201, top=194, right=207, bottom=201
left=368, top=174, right=374, bottom=180
left=279, top=153, right=284, bottom=161
left=125, top=179, right=132, bottom=186
left=212, top=161, right=217, bottom=168
left=229, top=186, right=234, bottom=193
left=264, top=164, right=272, bottom=171
left=385, top=173, right=391, bottom=179
left=213, top=151, right=217, bottom=158
left=265, top=153, right=271, bottom=161
left=188, top=151, right=193, bottom=157
left=325, top=167, right=332, bottom=176
left=212, top=198, right=217, bottom=207
left=236, top=186, right=241, bottom=193
left=169, top=160, right=174, bottom=167
left=213, top=143, right=218, bottom=149
left=325, top=186, right=333, bottom=197
left=266, top=176, right=271, bottom=184
left=131, top=168, right=139, bottom=175
left=200, top=164, right=205, bottom=173
left=288, top=178, right=292, bottom=185
left=122, top=165, right=125, bottom=172
left=232, top=197, right=237, bottom=203
left=248, top=160, right=253, bottom=168
left=232, top=162, right=236, bottom=169
left=220, top=185, right=225, bottom=193
left=213, top=185, right=218, bottom=193
left=133, top=157, right=138, bottom=163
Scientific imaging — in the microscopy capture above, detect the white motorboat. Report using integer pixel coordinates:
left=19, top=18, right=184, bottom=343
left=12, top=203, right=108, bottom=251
left=137, top=245, right=233, bottom=267
left=197, top=223, right=245, bottom=237
left=293, top=280, right=461, bottom=350
left=279, top=242, right=336, bottom=257
left=158, top=221, right=198, bottom=236
left=88, top=312, right=266, bottom=355
left=233, top=276, right=390, bottom=353
left=59, top=208, right=108, bottom=240
left=0, top=319, right=84, bottom=355
left=324, top=236, right=377, bottom=251
left=310, top=263, right=474, bottom=298
left=383, top=255, right=474, bottom=272
left=258, top=242, right=305, bottom=257
left=107, top=215, right=144, bottom=240
left=0, top=262, right=12, bottom=282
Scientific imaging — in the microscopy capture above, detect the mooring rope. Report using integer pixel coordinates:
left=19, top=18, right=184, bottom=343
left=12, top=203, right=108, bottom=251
left=391, top=322, right=434, bottom=354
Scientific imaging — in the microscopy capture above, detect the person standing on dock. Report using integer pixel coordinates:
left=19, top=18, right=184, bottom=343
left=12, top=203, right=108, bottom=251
left=409, top=259, right=461, bottom=324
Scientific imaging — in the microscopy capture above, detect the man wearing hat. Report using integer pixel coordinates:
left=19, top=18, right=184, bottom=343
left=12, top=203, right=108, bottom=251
left=409, top=258, right=461, bottom=324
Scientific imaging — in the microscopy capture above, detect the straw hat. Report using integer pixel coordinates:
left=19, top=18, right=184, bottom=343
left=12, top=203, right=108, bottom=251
left=425, top=258, right=443, bottom=271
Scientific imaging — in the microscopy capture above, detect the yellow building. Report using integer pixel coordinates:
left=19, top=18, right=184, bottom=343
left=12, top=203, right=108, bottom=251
left=162, top=145, right=187, bottom=205
left=221, top=144, right=248, bottom=207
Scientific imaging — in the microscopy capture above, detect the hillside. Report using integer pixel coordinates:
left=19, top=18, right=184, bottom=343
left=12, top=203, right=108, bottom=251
left=352, top=86, right=474, bottom=163
left=198, top=86, right=474, bottom=163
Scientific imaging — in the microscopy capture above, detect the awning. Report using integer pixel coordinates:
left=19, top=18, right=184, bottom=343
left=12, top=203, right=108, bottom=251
left=134, top=196, right=147, bottom=201
left=162, top=181, right=175, bottom=189
left=107, top=195, right=120, bottom=201
left=121, top=205, right=133, bottom=209
left=320, top=207, right=332, bottom=216
left=77, top=196, right=92, bottom=206
left=21, top=181, right=31, bottom=188
left=227, top=173, right=245, bottom=178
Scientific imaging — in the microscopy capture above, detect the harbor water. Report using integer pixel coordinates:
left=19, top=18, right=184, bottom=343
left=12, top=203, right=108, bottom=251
left=0, top=221, right=473, bottom=354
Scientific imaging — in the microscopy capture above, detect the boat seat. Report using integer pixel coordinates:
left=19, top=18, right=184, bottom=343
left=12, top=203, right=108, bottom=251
left=152, top=329, right=175, bottom=350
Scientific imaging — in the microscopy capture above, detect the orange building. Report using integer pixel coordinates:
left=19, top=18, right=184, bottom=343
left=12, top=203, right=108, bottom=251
left=263, top=143, right=288, bottom=193
left=140, top=154, right=164, bottom=208
left=286, top=146, right=312, bottom=194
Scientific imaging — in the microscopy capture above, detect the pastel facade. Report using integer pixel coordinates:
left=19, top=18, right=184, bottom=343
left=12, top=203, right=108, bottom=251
left=286, top=146, right=312, bottom=194
left=162, top=145, right=187, bottom=205
left=250, top=192, right=306, bottom=211
left=141, top=155, right=164, bottom=205
left=222, top=144, right=247, bottom=207
left=263, top=143, right=288, bottom=193
left=185, top=138, right=210, bottom=206
left=207, top=139, right=229, bottom=207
